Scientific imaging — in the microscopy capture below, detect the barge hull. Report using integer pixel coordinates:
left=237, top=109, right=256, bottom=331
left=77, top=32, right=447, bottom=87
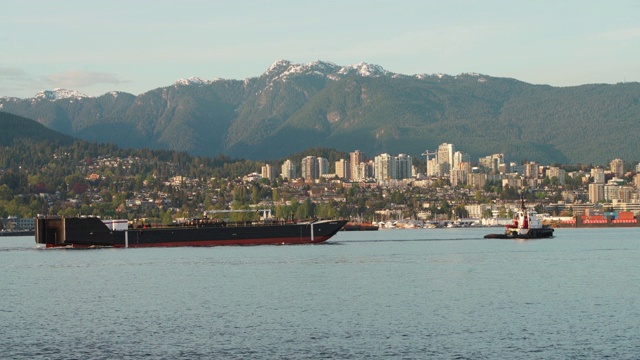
left=36, top=217, right=347, bottom=248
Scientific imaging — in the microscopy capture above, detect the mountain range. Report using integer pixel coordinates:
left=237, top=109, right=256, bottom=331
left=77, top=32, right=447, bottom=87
left=1, top=60, right=639, bottom=165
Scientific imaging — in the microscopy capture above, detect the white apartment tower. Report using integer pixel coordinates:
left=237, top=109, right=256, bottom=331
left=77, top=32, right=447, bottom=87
left=350, top=150, right=366, bottom=181
left=261, top=164, right=275, bottom=181
left=374, top=153, right=395, bottom=181
left=281, top=159, right=297, bottom=180
left=437, top=143, right=454, bottom=176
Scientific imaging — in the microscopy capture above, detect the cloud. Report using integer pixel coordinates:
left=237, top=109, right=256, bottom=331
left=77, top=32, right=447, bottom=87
left=0, top=67, right=29, bottom=80
left=595, top=27, right=640, bottom=41
left=43, top=70, right=126, bottom=89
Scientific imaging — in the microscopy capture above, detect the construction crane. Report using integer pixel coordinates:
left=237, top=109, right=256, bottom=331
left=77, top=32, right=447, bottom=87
left=421, top=149, right=437, bottom=176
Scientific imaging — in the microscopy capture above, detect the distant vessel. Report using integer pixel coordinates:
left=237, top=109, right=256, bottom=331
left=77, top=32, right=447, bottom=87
left=550, top=211, right=638, bottom=228
left=0, top=230, right=35, bottom=237
left=484, top=197, right=554, bottom=239
left=35, top=216, right=347, bottom=248
left=342, top=221, right=379, bottom=231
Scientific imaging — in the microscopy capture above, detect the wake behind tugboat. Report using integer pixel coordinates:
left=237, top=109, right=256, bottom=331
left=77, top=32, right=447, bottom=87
left=484, top=196, right=554, bottom=239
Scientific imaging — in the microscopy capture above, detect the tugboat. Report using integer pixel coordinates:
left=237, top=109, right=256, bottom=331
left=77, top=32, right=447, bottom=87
left=484, top=195, right=554, bottom=239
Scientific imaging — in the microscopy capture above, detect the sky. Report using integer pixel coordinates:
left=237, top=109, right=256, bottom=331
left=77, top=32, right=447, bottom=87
left=1, top=0, right=639, bottom=98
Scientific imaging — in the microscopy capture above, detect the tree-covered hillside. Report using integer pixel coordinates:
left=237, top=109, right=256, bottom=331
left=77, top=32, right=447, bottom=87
left=1, top=61, right=639, bottom=164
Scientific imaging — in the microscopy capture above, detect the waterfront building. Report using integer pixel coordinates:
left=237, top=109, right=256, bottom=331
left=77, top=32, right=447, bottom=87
left=1, top=216, right=35, bottom=231
left=589, top=183, right=604, bottom=203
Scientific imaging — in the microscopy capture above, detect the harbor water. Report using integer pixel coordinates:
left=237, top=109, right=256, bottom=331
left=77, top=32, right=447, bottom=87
left=2, top=227, right=639, bottom=359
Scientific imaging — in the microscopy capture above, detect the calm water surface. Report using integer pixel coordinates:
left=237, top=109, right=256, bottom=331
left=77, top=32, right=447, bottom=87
left=2, top=227, right=639, bottom=359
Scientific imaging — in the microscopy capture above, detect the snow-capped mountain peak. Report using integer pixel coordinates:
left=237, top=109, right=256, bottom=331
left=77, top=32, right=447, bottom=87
left=262, top=60, right=391, bottom=83
left=33, top=88, right=89, bottom=100
left=174, top=77, right=212, bottom=86
left=338, top=62, right=388, bottom=77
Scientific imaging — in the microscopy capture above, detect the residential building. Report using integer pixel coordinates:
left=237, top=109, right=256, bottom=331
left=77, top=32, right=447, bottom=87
left=281, top=159, right=297, bottom=180
left=547, top=167, right=566, bottom=185
left=437, top=143, right=454, bottom=176
left=349, top=150, right=366, bottom=181
left=589, top=183, right=604, bottom=203
left=335, top=159, right=350, bottom=180
left=301, top=156, right=319, bottom=180
left=610, top=158, right=624, bottom=177
left=318, top=157, right=329, bottom=177
left=261, top=164, right=275, bottom=181
left=525, top=162, right=539, bottom=179
left=591, top=167, right=605, bottom=184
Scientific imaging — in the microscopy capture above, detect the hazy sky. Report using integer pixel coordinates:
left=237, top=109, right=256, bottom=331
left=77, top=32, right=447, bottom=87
left=2, top=0, right=638, bottom=98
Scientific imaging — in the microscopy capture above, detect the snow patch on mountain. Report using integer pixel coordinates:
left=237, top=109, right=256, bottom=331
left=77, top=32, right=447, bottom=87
left=33, top=88, right=90, bottom=100
left=338, top=62, right=388, bottom=77
left=263, top=60, right=393, bottom=85
left=174, top=77, right=212, bottom=86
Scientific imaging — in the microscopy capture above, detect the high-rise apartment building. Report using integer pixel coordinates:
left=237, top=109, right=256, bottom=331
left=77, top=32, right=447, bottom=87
left=396, top=154, right=412, bottom=179
left=335, top=159, right=350, bottom=180
left=301, top=156, right=319, bottom=180
left=591, top=168, right=605, bottom=184
left=589, top=183, right=604, bottom=203
left=374, top=153, right=394, bottom=181
left=610, top=158, right=624, bottom=177
left=318, top=157, right=329, bottom=177
left=452, top=151, right=470, bottom=171
left=437, top=143, right=454, bottom=176
left=281, top=159, right=296, bottom=180
left=261, top=164, right=275, bottom=181
left=349, top=150, right=366, bottom=181
left=547, top=167, right=566, bottom=185
left=374, top=153, right=413, bottom=181
left=525, top=162, right=539, bottom=179
left=479, top=153, right=505, bottom=174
